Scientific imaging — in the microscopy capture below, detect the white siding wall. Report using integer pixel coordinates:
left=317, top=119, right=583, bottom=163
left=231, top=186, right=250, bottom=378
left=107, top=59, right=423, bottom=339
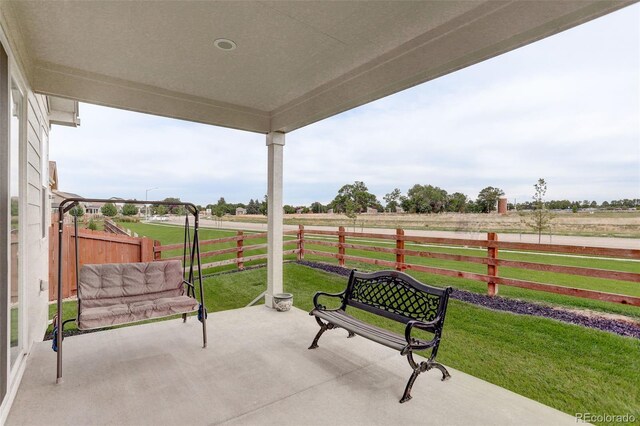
left=24, top=92, right=49, bottom=348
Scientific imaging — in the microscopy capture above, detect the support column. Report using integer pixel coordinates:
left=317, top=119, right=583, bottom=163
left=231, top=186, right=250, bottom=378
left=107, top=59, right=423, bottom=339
left=265, top=132, right=285, bottom=308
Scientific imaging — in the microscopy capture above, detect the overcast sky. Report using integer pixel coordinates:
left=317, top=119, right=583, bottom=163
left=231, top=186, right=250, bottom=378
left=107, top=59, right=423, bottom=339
left=50, top=4, right=639, bottom=207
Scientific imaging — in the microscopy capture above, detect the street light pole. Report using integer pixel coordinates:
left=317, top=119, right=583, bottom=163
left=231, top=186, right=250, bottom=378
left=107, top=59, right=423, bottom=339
left=145, top=187, right=159, bottom=221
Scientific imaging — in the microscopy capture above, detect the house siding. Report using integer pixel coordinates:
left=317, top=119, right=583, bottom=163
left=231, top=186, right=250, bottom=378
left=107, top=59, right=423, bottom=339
left=24, top=90, right=49, bottom=349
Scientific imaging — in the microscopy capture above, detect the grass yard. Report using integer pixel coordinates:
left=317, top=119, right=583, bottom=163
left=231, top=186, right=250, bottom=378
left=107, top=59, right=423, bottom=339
left=50, top=263, right=639, bottom=424
left=120, top=221, right=298, bottom=273
left=301, top=235, right=640, bottom=319
left=118, top=222, right=640, bottom=319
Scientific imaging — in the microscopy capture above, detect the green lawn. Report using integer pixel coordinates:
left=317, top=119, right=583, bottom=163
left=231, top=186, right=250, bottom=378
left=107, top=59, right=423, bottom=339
left=120, top=222, right=298, bottom=273
left=50, top=263, right=640, bottom=424
left=302, top=235, right=640, bottom=319
left=118, top=222, right=640, bottom=319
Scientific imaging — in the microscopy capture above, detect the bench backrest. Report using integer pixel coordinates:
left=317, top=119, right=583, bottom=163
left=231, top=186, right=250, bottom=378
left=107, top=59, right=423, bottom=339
left=345, top=270, right=451, bottom=325
left=78, top=260, right=184, bottom=309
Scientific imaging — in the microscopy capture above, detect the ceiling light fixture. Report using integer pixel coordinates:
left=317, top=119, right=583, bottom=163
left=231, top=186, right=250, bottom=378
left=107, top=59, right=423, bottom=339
left=214, top=38, right=237, bottom=51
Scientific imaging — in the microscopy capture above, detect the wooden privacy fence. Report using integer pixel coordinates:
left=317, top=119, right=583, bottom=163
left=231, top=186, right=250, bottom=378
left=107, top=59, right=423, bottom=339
left=49, top=223, right=157, bottom=300
left=154, top=225, right=640, bottom=307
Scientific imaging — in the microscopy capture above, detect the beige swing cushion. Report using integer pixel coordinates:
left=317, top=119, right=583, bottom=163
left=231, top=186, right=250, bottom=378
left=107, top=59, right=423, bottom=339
left=77, top=260, right=199, bottom=330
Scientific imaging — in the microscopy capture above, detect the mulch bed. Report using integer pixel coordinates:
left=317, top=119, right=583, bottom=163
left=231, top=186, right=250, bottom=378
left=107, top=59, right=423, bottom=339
left=297, top=260, right=640, bottom=339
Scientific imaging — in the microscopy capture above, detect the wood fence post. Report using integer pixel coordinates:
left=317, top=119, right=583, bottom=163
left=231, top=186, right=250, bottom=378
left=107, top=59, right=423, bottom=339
left=487, top=232, right=498, bottom=296
left=237, top=231, right=244, bottom=270
left=338, top=226, right=346, bottom=267
left=140, top=238, right=153, bottom=262
left=153, top=240, right=161, bottom=261
left=396, top=228, right=405, bottom=271
left=297, top=225, right=305, bottom=261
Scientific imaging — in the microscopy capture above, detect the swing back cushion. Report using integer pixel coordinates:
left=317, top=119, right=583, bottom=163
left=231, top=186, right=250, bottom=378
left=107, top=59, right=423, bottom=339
left=77, top=260, right=199, bottom=330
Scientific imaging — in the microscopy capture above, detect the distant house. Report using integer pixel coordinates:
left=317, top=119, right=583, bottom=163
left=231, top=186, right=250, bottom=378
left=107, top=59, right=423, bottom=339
left=51, top=190, right=82, bottom=210
left=236, top=207, right=247, bottom=215
left=84, top=203, right=103, bottom=215
left=327, top=209, right=334, bottom=214
left=51, top=190, right=103, bottom=216
left=366, top=207, right=378, bottom=214
left=396, top=206, right=404, bottom=213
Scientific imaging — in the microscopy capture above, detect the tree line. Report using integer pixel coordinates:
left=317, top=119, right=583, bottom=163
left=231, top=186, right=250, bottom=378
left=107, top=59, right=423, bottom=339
left=325, top=181, right=506, bottom=214
left=202, top=183, right=638, bottom=217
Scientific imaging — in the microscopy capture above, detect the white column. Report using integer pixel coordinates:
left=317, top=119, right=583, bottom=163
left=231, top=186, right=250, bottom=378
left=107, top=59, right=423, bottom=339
left=265, top=131, right=285, bottom=308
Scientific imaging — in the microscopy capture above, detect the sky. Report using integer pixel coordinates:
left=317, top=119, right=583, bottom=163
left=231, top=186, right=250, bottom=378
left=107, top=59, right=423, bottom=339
left=50, top=4, right=640, bottom=207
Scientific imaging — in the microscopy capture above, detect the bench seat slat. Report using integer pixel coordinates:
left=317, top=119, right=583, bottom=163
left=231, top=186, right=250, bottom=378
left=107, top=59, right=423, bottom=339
left=311, top=308, right=430, bottom=352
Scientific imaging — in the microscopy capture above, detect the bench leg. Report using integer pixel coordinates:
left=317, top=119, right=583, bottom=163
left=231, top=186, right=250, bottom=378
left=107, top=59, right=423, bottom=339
left=400, top=352, right=451, bottom=403
left=429, top=362, right=451, bottom=381
left=347, top=331, right=356, bottom=338
left=182, top=313, right=187, bottom=323
left=309, top=317, right=335, bottom=349
left=400, top=369, right=420, bottom=403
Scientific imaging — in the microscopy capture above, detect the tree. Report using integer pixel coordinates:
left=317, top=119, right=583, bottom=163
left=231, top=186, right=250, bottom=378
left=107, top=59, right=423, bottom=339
left=122, top=203, right=139, bottom=216
left=476, top=186, right=504, bottom=213
left=151, top=204, right=168, bottom=215
left=465, top=200, right=482, bottom=213
left=401, top=184, right=448, bottom=213
left=329, top=181, right=379, bottom=214
left=383, top=188, right=402, bottom=212
left=70, top=205, right=85, bottom=217
left=259, top=195, right=268, bottom=215
left=283, top=205, right=296, bottom=214
left=163, top=197, right=185, bottom=215
left=447, top=192, right=468, bottom=213
left=212, top=204, right=226, bottom=219
left=246, top=199, right=260, bottom=214
left=526, top=178, right=553, bottom=243
left=344, top=199, right=358, bottom=229
left=101, top=203, right=117, bottom=217
left=310, top=202, right=325, bottom=214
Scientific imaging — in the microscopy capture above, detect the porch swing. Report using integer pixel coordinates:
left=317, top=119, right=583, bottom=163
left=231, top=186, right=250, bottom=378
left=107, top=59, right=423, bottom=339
left=52, top=197, right=207, bottom=383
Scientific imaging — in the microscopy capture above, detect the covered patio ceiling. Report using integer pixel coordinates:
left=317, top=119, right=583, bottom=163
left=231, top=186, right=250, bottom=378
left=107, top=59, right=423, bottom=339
left=2, top=0, right=633, bottom=133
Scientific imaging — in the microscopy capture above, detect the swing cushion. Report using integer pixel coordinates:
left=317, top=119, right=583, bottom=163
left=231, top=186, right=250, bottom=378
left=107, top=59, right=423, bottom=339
left=77, top=260, right=199, bottom=330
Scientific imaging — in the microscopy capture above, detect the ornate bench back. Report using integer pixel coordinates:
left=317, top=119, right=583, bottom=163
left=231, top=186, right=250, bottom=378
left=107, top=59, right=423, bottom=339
left=345, top=270, right=451, bottom=325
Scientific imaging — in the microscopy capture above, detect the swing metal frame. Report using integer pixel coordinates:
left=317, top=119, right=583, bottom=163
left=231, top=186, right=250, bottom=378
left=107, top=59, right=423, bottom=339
left=54, top=197, right=207, bottom=384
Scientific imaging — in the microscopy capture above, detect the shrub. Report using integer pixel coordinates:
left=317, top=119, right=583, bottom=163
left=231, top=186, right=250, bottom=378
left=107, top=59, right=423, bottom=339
left=69, top=205, right=85, bottom=217
left=101, top=203, right=117, bottom=217
left=122, top=203, right=139, bottom=216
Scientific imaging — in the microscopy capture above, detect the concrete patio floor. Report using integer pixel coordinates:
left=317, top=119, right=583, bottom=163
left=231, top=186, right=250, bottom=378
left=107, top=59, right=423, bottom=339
left=8, top=306, right=576, bottom=425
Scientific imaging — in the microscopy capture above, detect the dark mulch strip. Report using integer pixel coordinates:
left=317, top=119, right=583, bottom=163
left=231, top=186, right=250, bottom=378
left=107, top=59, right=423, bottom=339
left=297, top=260, right=640, bottom=339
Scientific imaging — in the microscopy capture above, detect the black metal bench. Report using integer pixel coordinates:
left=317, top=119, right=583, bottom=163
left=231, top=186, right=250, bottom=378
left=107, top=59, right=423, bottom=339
left=308, top=269, right=453, bottom=403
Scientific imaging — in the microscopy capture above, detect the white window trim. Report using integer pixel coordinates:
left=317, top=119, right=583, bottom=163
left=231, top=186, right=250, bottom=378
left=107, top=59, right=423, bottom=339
left=7, top=60, right=28, bottom=393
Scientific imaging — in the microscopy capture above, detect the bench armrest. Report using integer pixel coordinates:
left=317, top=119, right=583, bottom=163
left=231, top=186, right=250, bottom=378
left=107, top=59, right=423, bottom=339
left=402, top=319, right=441, bottom=354
left=312, top=290, right=347, bottom=311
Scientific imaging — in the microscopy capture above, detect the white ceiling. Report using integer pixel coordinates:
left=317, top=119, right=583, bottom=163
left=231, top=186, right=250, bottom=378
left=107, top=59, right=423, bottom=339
left=1, top=1, right=633, bottom=133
